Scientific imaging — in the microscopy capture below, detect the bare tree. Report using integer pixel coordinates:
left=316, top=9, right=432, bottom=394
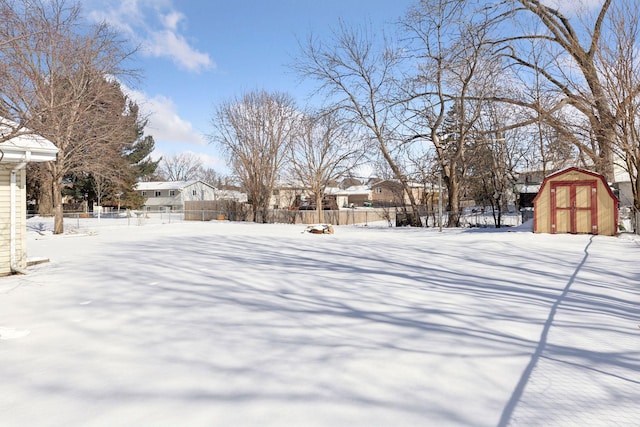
left=0, top=1, right=41, bottom=138
left=595, top=0, right=640, bottom=219
left=211, top=90, right=296, bottom=223
left=401, top=0, right=500, bottom=227
left=406, top=145, right=440, bottom=226
left=296, top=23, right=424, bottom=226
left=520, top=38, right=578, bottom=175
left=89, top=174, right=113, bottom=208
left=0, top=0, right=140, bottom=234
left=287, top=109, right=363, bottom=223
left=157, top=152, right=204, bottom=181
left=198, top=167, right=233, bottom=189
left=487, top=0, right=618, bottom=179
left=473, top=0, right=640, bottom=221
left=465, top=101, right=531, bottom=227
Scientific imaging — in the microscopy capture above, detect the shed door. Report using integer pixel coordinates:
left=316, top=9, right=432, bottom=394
left=551, top=180, right=598, bottom=234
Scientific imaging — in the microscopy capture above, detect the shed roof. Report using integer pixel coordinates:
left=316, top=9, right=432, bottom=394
left=533, top=167, right=618, bottom=204
left=370, top=179, right=424, bottom=188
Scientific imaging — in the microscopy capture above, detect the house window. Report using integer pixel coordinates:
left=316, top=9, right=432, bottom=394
left=169, top=190, right=176, bottom=196
left=142, top=191, right=147, bottom=196
left=192, top=189, right=197, bottom=196
left=155, top=191, right=162, bottom=197
left=375, top=188, right=383, bottom=194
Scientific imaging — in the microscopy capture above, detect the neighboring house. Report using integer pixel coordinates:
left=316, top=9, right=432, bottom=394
left=269, top=177, right=437, bottom=210
left=269, top=180, right=372, bottom=209
left=613, top=156, right=634, bottom=208
left=514, top=170, right=546, bottom=222
left=215, top=188, right=248, bottom=203
left=270, top=182, right=305, bottom=209
left=339, top=177, right=363, bottom=189
left=0, top=124, right=58, bottom=275
left=370, top=180, right=404, bottom=206
left=271, top=182, right=351, bottom=210
left=328, top=185, right=371, bottom=208
left=514, top=170, right=545, bottom=205
left=370, top=179, right=426, bottom=207
left=135, top=180, right=217, bottom=211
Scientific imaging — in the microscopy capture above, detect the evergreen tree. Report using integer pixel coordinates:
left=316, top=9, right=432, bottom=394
left=114, top=128, right=160, bottom=210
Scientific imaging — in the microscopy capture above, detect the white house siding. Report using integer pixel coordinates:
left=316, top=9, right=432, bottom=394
left=613, top=158, right=633, bottom=207
left=329, top=185, right=371, bottom=208
left=270, top=186, right=304, bottom=210
left=181, top=181, right=217, bottom=203
left=0, top=165, right=26, bottom=275
left=137, top=181, right=217, bottom=211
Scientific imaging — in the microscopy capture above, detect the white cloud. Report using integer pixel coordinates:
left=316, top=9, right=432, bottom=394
left=161, top=11, right=183, bottom=31
left=147, top=29, right=213, bottom=72
left=122, top=86, right=227, bottom=172
left=194, top=152, right=228, bottom=171
left=124, top=86, right=206, bottom=146
left=149, top=149, right=227, bottom=173
left=84, top=0, right=214, bottom=73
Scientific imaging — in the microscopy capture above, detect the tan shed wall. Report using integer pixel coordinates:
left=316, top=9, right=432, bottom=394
left=534, top=182, right=551, bottom=234
left=0, top=165, right=27, bottom=276
left=534, top=169, right=617, bottom=236
left=595, top=178, right=617, bottom=236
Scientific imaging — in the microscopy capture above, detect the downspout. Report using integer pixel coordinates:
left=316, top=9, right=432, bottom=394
left=10, top=152, right=29, bottom=274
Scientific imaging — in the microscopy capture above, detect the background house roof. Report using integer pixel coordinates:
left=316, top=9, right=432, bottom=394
left=326, top=185, right=371, bottom=196
left=370, top=179, right=425, bottom=188
left=135, top=180, right=212, bottom=191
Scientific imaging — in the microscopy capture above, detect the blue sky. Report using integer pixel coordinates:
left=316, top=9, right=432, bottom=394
left=81, top=0, right=415, bottom=174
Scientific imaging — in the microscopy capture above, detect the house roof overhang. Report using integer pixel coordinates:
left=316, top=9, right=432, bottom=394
left=0, top=123, right=58, bottom=163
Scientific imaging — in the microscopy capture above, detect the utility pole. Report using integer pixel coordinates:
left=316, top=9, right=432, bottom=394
left=438, top=168, right=443, bottom=232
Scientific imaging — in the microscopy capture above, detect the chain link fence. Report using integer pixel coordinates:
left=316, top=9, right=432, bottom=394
left=30, top=203, right=636, bottom=234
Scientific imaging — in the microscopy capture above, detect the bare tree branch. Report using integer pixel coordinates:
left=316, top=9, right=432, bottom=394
left=211, top=90, right=296, bottom=223
left=0, top=0, right=141, bottom=233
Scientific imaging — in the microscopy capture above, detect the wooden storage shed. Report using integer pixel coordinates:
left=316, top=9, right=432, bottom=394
left=533, top=167, right=618, bottom=236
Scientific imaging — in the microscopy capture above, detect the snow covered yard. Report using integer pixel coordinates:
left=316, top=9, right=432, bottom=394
left=1, top=218, right=639, bottom=426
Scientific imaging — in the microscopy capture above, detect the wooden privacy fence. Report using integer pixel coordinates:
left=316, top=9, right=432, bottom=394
left=184, top=200, right=395, bottom=225
left=268, top=208, right=395, bottom=226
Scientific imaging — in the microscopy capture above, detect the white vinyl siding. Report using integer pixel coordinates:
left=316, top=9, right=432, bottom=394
left=0, top=165, right=27, bottom=275
left=137, top=181, right=217, bottom=210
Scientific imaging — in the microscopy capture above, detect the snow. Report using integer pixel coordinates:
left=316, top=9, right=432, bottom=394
left=1, top=215, right=639, bottom=426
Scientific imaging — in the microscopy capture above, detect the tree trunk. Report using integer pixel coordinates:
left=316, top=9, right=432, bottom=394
left=37, top=170, right=54, bottom=216
left=251, top=203, right=258, bottom=223
left=53, top=174, right=64, bottom=234
left=633, top=173, right=640, bottom=217
left=259, top=199, right=269, bottom=223
left=445, top=172, right=461, bottom=227
left=315, top=193, right=324, bottom=223
left=38, top=184, right=54, bottom=216
left=376, top=134, right=423, bottom=227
